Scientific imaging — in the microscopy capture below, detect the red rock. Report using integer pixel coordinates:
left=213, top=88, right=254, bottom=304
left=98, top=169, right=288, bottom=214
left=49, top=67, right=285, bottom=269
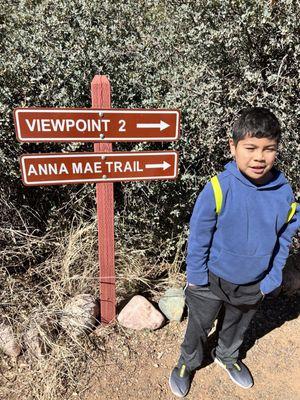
left=117, top=295, right=165, bottom=330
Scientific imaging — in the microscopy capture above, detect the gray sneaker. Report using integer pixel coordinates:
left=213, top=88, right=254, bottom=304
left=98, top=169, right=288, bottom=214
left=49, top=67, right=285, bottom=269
left=169, top=363, right=192, bottom=397
left=211, top=349, right=254, bottom=389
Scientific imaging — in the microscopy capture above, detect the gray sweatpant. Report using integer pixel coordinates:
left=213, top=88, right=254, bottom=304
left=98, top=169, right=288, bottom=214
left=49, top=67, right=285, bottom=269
left=179, top=270, right=264, bottom=370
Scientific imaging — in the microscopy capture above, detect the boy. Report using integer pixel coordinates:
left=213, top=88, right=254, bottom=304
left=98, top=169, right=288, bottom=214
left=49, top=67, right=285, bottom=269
left=169, top=107, right=299, bottom=397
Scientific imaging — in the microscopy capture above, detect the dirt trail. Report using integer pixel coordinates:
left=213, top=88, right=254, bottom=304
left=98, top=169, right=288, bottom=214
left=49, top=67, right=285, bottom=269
left=83, top=293, right=300, bottom=400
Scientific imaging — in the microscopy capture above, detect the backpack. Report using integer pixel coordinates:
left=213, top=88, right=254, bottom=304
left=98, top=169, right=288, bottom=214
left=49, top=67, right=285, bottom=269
left=210, top=175, right=298, bottom=224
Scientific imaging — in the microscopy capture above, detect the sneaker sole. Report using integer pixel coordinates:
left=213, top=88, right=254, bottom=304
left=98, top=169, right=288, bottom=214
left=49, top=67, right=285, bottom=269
left=212, top=351, right=253, bottom=389
left=168, top=375, right=188, bottom=398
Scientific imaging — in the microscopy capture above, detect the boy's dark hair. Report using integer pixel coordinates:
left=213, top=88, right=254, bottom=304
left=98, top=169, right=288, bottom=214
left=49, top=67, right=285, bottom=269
left=232, top=107, right=281, bottom=145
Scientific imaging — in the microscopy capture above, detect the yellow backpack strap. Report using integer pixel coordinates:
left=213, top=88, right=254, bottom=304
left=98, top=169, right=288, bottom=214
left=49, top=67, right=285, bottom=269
left=286, top=202, right=298, bottom=223
left=210, top=176, right=223, bottom=215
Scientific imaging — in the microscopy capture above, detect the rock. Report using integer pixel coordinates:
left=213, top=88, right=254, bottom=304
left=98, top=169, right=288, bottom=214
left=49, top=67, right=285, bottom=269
left=23, top=312, right=55, bottom=358
left=60, top=293, right=99, bottom=337
left=0, top=322, right=21, bottom=357
left=24, top=325, right=47, bottom=358
left=117, top=295, right=165, bottom=330
left=158, top=287, right=185, bottom=321
left=282, top=254, right=300, bottom=294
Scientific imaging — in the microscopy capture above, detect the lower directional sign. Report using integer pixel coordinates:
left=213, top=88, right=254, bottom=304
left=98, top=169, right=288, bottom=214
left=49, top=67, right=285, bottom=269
left=20, top=151, right=178, bottom=186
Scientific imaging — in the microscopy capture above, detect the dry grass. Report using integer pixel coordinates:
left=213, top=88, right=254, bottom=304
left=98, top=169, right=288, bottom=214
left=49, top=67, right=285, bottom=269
left=0, top=217, right=186, bottom=400
left=1, top=207, right=298, bottom=400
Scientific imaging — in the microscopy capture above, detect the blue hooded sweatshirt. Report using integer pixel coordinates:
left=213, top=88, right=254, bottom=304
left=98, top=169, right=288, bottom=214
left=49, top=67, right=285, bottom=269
left=186, top=160, right=299, bottom=294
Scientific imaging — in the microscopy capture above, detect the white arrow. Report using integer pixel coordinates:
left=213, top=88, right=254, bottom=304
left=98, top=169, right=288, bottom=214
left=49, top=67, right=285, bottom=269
left=136, top=120, right=170, bottom=131
left=145, top=161, right=171, bottom=170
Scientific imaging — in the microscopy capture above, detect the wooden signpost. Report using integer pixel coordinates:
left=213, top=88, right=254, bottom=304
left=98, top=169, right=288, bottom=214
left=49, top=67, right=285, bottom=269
left=91, top=76, right=115, bottom=325
left=14, top=75, right=180, bottom=324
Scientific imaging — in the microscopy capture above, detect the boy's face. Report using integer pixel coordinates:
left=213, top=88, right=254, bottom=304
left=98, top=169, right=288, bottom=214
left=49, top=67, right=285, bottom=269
left=229, top=134, right=278, bottom=185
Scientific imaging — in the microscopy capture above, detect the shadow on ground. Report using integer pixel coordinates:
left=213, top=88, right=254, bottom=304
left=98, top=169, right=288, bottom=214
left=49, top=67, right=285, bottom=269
left=240, top=291, right=300, bottom=359
left=198, top=291, right=300, bottom=368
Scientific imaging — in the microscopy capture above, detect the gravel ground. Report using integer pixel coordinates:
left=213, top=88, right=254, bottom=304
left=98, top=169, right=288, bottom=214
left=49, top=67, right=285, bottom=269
left=83, top=292, right=300, bottom=400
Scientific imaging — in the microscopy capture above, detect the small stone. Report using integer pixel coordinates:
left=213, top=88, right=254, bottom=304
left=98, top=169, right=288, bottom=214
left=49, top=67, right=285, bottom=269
left=158, top=288, right=185, bottom=321
left=23, top=316, right=50, bottom=358
left=0, top=322, right=21, bottom=357
left=60, top=294, right=99, bottom=337
left=117, top=295, right=165, bottom=330
left=24, top=327, right=43, bottom=357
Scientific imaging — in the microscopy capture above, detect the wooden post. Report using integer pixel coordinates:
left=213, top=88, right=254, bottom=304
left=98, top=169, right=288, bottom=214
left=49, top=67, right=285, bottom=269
left=91, top=75, right=116, bottom=324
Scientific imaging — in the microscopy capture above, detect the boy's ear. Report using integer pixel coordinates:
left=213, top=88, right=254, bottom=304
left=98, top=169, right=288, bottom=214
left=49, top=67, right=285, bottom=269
left=229, top=138, right=236, bottom=157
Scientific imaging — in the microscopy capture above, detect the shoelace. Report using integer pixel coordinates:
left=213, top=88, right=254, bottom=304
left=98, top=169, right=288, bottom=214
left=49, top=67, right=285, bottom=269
left=231, top=363, right=242, bottom=371
left=179, top=364, right=187, bottom=378
left=222, top=360, right=242, bottom=371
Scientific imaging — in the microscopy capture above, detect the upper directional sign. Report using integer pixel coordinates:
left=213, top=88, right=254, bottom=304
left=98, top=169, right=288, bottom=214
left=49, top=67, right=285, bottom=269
left=14, top=108, right=180, bottom=143
left=20, top=151, right=178, bottom=186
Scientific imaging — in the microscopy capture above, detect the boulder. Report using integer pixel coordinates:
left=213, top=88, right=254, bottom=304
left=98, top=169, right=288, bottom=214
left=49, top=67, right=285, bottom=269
left=117, top=295, right=165, bottom=330
left=158, top=287, right=185, bottom=321
left=60, top=293, right=99, bottom=337
left=0, top=322, right=21, bottom=357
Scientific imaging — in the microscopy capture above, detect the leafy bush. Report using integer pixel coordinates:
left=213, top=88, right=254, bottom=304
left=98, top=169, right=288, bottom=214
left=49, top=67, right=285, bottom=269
left=1, top=0, right=299, bottom=263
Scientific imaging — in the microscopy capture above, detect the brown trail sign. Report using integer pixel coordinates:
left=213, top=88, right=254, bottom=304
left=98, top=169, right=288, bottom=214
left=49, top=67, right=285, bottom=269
left=15, top=75, right=180, bottom=325
left=14, top=108, right=180, bottom=142
left=20, top=151, right=178, bottom=186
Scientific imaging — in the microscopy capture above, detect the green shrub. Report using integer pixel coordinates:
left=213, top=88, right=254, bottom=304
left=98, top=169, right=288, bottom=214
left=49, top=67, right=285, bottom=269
left=1, top=0, right=299, bottom=263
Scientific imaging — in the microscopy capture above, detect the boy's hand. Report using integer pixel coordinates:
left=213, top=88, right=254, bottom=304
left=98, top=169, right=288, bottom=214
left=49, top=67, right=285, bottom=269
left=188, top=283, right=209, bottom=287
left=264, top=286, right=282, bottom=299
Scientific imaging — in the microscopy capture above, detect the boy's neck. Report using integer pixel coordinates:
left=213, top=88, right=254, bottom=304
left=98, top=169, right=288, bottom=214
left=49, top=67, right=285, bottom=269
left=240, top=169, right=275, bottom=186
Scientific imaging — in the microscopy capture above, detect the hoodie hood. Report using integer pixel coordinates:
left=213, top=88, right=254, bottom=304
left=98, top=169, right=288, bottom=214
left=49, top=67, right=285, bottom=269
left=225, top=160, right=288, bottom=190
